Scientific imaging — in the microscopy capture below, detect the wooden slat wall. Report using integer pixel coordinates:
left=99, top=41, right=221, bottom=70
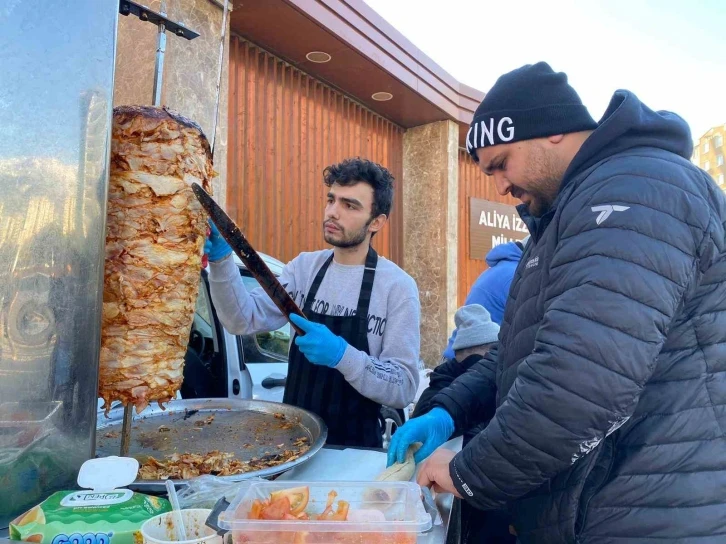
left=228, top=35, right=404, bottom=265
left=457, top=149, right=519, bottom=305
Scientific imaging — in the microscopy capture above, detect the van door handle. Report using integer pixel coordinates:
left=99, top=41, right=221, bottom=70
left=262, top=376, right=287, bottom=389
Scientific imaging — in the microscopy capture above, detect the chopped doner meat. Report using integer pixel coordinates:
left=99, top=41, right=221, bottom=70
left=99, top=106, right=215, bottom=414
left=137, top=442, right=311, bottom=480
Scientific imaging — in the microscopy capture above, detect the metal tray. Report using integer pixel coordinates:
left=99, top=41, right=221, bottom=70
left=96, top=398, right=326, bottom=492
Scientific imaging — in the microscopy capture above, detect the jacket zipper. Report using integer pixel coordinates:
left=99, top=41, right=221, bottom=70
left=576, top=439, right=615, bottom=539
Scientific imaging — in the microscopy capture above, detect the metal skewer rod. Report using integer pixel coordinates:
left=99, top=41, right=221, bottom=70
left=210, top=0, right=230, bottom=155
left=152, top=1, right=168, bottom=107
left=121, top=0, right=168, bottom=458
left=120, top=404, right=134, bottom=456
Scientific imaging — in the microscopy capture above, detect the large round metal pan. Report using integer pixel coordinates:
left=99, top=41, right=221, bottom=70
left=96, top=398, right=326, bottom=492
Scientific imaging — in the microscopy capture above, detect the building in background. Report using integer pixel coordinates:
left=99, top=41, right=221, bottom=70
left=226, top=0, right=529, bottom=366
left=115, top=0, right=522, bottom=366
left=693, top=124, right=726, bottom=190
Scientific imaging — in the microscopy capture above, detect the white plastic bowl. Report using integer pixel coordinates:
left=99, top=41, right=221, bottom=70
left=140, top=508, right=221, bottom=544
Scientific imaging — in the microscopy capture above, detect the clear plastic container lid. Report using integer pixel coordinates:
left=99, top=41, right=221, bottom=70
left=218, top=480, right=432, bottom=535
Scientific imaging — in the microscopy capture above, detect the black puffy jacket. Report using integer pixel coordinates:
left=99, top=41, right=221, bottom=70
left=433, top=91, right=726, bottom=543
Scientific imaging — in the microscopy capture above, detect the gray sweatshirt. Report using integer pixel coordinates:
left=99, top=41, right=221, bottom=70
left=208, top=249, right=421, bottom=408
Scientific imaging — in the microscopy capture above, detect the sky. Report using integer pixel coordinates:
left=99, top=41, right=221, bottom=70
left=0, top=0, right=118, bottom=163
left=362, top=0, right=726, bottom=141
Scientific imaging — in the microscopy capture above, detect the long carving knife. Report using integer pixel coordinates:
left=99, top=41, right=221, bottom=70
left=191, top=182, right=307, bottom=336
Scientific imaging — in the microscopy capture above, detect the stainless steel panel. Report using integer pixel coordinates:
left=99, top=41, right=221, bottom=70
left=0, top=0, right=118, bottom=526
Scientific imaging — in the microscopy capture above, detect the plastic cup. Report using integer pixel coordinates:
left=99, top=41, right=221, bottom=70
left=140, top=508, right=222, bottom=544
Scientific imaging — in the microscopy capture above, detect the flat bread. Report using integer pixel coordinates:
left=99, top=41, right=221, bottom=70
left=363, top=443, right=422, bottom=508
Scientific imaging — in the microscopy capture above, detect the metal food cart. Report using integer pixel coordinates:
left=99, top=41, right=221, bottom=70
left=0, top=2, right=457, bottom=542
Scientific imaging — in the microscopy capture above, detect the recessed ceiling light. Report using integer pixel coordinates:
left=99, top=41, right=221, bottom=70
left=306, top=51, right=331, bottom=63
left=371, top=92, right=393, bottom=101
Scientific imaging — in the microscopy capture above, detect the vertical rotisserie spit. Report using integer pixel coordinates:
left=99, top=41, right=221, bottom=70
left=100, top=106, right=214, bottom=413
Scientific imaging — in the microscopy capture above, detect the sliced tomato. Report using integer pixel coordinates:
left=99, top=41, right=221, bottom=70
left=329, top=500, right=349, bottom=521
left=269, top=486, right=310, bottom=515
left=261, top=496, right=291, bottom=520
left=317, top=490, right=338, bottom=519
left=316, top=495, right=349, bottom=522
left=248, top=499, right=265, bottom=520
left=292, top=532, right=309, bottom=544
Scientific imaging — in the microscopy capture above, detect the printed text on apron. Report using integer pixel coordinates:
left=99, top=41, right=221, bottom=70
left=283, top=247, right=382, bottom=447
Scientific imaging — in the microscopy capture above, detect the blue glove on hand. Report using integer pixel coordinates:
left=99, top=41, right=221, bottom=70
left=387, top=407, right=454, bottom=467
left=204, top=220, right=233, bottom=262
left=289, top=313, right=347, bottom=368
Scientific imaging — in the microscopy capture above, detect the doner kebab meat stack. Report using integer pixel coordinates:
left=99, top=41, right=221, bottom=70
left=100, top=105, right=215, bottom=413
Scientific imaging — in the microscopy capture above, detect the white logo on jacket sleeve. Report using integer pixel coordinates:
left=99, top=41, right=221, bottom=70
left=452, top=457, right=475, bottom=497
left=591, top=205, right=630, bottom=225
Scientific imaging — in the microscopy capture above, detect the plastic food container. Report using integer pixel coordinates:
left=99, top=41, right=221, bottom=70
left=0, top=401, right=61, bottom=448
left=141, top=508, right=222, bottom=544
left=218, top=480, right=432, bottom=544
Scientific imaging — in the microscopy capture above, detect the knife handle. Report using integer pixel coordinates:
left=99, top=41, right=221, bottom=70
left=191, top=182, right=309, bottom=336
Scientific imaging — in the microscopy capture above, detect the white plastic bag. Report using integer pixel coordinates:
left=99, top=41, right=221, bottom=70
left=177, top=476, right=265, bottom=509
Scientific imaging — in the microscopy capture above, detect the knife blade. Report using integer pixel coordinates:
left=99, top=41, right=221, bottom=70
left=191, top=182, right=307, bottom=336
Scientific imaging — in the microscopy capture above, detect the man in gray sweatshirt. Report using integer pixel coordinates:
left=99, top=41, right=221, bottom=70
left=204, top=157, right=421, bottom=447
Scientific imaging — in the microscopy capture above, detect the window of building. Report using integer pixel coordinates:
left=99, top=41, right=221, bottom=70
left=704, top=161, right=710, bottom=171
left=715, top=134, right=724, bottom=148
left=718, top=155, right=724, bottom=167
left=719, top=174, right=725, bottom=186
left=704, top=142, right=710, bottom=154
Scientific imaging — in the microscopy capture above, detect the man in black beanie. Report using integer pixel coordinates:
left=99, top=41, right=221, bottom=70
left=393, top=62, right=726, bottom=543
left=465, top=61, right=598, bottom=218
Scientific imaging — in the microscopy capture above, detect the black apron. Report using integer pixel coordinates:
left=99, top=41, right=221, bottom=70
left=283, top=247, right=382, bottom=448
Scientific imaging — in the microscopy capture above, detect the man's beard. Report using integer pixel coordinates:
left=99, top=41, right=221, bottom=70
left=515, top=143, right=566, bottom=217
left=324, top=220, right=371, bottom=248
left=518, top=176, right=561, bottom=217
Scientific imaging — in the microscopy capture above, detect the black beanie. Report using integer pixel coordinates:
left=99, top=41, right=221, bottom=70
left=466, top=62, right=597, bottom=161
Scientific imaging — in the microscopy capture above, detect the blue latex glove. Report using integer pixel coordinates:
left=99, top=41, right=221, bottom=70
left=204, top=220, right=233, bottom=262
left=289, top=313, right=347, bottom=368
left=387, top=407, right=454, bottom=467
